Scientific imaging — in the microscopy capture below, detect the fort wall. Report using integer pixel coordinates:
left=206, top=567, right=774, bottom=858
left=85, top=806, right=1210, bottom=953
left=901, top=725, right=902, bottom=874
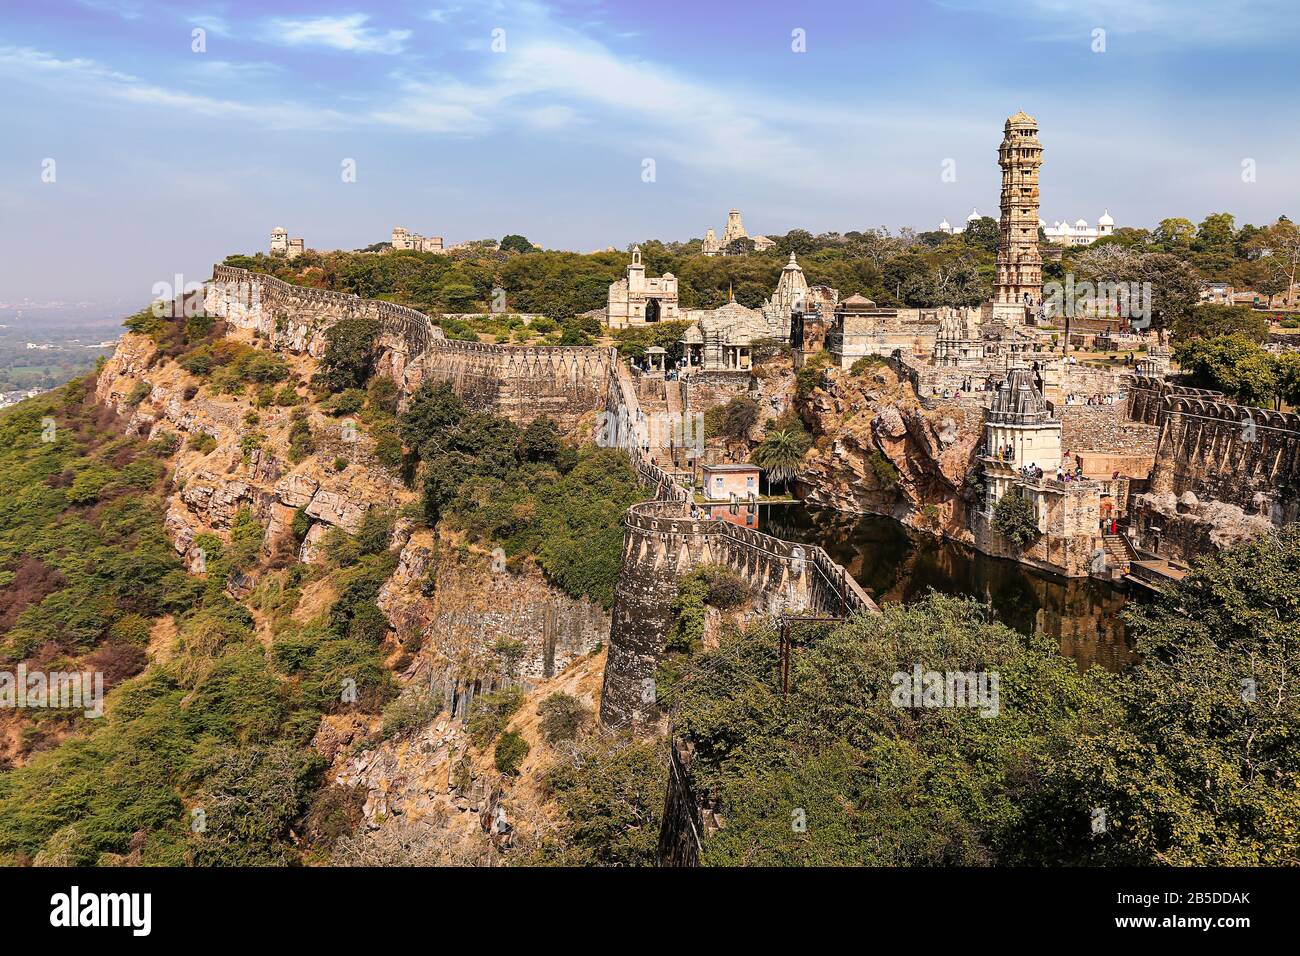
left=205, top=267, right=875, bottom=732
left=1061, top=403, right=1159, bottom=457
left=598, top=495, right=875, bottom=729
left=207, top=266, right=611, bottom=429
left=1123, top=375, right=1300, bottom=562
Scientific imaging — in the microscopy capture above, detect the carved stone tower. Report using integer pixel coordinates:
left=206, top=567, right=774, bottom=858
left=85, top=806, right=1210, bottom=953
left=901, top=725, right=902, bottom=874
left=994, top=111, right=1043, bottom=307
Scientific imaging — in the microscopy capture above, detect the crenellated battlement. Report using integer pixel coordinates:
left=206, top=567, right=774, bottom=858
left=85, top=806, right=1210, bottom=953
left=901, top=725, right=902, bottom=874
left=600, top=487, right=874, bottom=730
left=205, top=264, right=873, bottom=731
left=207, top=265, right=611, bottom=426
left=207, top=264, right=441, bottom=359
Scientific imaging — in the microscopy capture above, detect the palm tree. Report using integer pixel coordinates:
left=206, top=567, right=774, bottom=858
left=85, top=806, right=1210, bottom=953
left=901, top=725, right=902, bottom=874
left=752, top=428, right=810, bottom=494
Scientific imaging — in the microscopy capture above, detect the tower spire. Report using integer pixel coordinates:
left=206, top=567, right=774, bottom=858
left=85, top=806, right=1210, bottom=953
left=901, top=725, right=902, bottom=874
left=994, top=111, right=1043, bottom=308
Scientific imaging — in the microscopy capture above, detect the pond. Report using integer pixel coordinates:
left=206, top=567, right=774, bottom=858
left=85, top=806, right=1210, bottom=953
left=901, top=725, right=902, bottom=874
left=760, top=503, right=1136, bottom=671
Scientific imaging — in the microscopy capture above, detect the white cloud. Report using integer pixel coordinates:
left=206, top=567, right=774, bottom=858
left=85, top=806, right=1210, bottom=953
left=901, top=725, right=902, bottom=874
left=0, top=46, right=345, bottom=130
left=187, top=59, right=282, bottom=83
left=262, top=14, right=412, bottom=55
left=192, top=14, right=232, bottom=38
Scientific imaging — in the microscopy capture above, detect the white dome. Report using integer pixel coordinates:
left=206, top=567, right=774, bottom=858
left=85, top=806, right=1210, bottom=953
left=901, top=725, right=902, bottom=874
left=1098, top=209, right=1114, bottom=226
left=939, top=219, right=952, bottom=231
left=967, top=207, right=980, bottom=221
left=1075, top=218, right=1088, bottom=228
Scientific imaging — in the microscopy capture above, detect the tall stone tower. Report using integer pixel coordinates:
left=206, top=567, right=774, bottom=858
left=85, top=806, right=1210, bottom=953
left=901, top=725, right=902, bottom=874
left=994, top=111, right=1043, bottom=307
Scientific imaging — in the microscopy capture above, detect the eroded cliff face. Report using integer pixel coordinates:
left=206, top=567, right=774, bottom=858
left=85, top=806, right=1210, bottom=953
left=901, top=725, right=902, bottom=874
left=321, top=648, right=608, bottom=865
left=91, top=315, right=617, bottom=864
left=377, top=526, right=609, bottom=696
left=96, top=328, right=409, bottom=570
left=796, top=363, right=982, bottom=541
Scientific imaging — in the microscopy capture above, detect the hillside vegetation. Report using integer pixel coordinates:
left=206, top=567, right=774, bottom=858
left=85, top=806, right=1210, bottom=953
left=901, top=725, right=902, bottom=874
left=553, top=529, right=1300, bottom=866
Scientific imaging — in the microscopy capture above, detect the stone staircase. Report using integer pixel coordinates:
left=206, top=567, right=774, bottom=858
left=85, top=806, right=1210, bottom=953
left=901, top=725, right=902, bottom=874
left=1102, top=533, right=1136, bottom=574
left=664, top=378, right=684, bottom=419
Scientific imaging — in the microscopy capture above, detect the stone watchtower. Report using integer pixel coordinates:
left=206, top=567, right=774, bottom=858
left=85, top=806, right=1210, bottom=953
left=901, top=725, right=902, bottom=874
left=995, top=111, right=1043, bottom=308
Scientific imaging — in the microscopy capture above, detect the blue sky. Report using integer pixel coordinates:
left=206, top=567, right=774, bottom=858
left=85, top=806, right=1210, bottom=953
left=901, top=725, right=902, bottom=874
left=2, top=0, right=1297, bottom=310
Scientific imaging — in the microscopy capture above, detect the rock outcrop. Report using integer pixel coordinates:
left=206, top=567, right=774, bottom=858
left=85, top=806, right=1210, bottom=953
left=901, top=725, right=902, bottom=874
left=796, top=363, right=982, bottom=540
left=95, top=329, right=410, bottom=568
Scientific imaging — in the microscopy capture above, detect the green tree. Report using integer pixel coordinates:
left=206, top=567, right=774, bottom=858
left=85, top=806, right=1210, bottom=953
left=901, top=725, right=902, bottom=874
left=399, top=381, right=467, bottom=460
left=1276, top=352, right=1300, bottom=409
left=1247, top=218, right=1300, bottom=306
left=992, top=489, right=1039, bottom=550
left=751, top=428, right=810, bottom=492
left=535, top=734, right=667, bottom=866
left=1174, top=334, right=1278, bottom=406
left=962, top=216, right=1000, bottom=254
left=538, top=692, right=591, bottom=744
left=494, top=731, right=530, bottom=775
left=665, top=594, right=1116, bottom=866
left=500, top=234, right=536, bottom=254
left=1154, top=217, right=1196, bottom=250
left=1070, top=527, right=1300, bottom=865
left=519, top=416, right=562, bottom=463
left=1195, top=212, right=1236, bottom=252
left=704, top=396, right=759, bottom=441
left=1174, top=304, right=1269, bottom=343
left=317, top=318, right=381, bottom=392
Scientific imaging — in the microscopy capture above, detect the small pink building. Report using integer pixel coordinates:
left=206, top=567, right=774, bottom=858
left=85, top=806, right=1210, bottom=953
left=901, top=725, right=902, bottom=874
left=702, top=463, right=761, bottom=501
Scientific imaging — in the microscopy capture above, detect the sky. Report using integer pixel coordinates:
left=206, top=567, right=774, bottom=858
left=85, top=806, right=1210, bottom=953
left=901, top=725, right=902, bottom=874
left=2, top=0, right=1298, bottom=313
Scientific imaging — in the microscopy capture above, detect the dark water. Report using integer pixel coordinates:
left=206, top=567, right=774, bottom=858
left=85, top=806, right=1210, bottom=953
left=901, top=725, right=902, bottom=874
left=761, top=503, right=1136, bottom=672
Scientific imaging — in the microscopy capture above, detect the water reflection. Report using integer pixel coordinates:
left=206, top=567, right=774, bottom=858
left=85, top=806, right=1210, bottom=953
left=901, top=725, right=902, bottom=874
left=760, top=503, right=1136, bottom=671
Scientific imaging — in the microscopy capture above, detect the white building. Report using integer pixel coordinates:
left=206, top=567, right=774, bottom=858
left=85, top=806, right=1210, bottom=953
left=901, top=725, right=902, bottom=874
left=701, top=209, right=776, bottom=256
left=941, top=209, right=1116, bottom=247
left=937, top=208, right=985, bottom=235
left=1041, top=211, right=1114, bottom=246
left=606, top=246, right=682, bottom=328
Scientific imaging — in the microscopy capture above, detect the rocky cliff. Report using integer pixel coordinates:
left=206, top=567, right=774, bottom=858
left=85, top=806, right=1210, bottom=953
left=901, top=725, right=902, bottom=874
left=796, top=362, right=982, bottom=540
left=96, top=327, right=409, bottom=571
left=88, top=305, right=616, bottom=864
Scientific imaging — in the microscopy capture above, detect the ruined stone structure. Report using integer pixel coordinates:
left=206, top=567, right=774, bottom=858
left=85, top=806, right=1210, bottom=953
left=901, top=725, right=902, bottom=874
left=206, top=265, right=874, bottom=732
left=408, top=340, right=611, bottom=428
left=701, top=208, right=775, bottom=256
left=994, top=111, right=1043, bottom=309
left=680, top=300, right=769, bottom=374
left=1125, top=376, right=1300, bottom=561
left=761, top=252, right=835, bottom=338
left=207, top=265, right=609, bottom=430
left=606, top=247, right=681, bottom=328
left=389, top=226, right=445, bottom=253
left=825, top=296, right=944, bottom=368
left=934, top=308, right=985, bottom=368
left=210, top=265, right=438, bottom=353
left=270, top=226, right=304, bottom=259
